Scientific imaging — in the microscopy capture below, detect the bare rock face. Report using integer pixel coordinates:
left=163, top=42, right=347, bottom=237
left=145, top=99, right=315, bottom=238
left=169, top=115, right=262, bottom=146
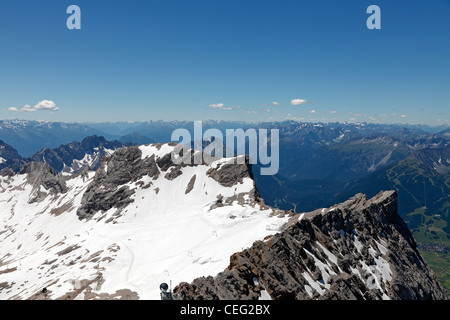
left=173, top=191, right=448, bottom=300
left=206, top=155, right=265, bottom=207
left=206, top=155, right=253, bottom=188
left=20, top=162, right=67, bottom=196
left=76, top=146, right=160, bottom=220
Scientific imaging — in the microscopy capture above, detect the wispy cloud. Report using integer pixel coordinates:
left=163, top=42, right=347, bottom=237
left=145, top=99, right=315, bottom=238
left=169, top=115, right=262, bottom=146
left=209, top=103, right=233, bottom=110
left=329, top=110, right=337, bottom=114
left=271, top=101, right=280, bottom=106
left=290, top=98, right=308, bottom=106
left=8, top=107, right=19, bottom=112
left=285, top=115, right=305, bottom=121
left=309, top=109, right=316, bottom=114
left=22, top=104, right=36, bottom=112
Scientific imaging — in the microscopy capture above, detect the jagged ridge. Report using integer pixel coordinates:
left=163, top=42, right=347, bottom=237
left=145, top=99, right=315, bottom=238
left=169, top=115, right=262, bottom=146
left=173, top=191, right=448, bottom=300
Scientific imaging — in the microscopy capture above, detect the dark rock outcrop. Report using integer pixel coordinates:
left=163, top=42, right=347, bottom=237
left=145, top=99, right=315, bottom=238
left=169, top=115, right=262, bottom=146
left=173, top=191, right=448, bottom=300
left=76, top=145, right=267, bottom=220
left=19, top=162, right=67, bottom=202
left=76, top=146, right=160, bottom=220
left=207, top=155, right=253, bottom=188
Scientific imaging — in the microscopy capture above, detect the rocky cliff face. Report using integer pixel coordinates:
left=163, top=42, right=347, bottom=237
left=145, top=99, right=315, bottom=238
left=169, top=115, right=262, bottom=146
left=76, top=146, right=158, bottom=220
left=19, top=162, right=67, bottom=202
left=173, top=191, right=448, bottom=300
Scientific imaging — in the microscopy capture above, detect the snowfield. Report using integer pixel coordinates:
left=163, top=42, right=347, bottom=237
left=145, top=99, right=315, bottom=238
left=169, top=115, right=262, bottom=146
left=0, top=143, right=288, bottom=300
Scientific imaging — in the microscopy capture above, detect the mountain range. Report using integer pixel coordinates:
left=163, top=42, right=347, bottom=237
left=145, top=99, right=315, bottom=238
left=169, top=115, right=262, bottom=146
left=0, top=136, right=125, bottom=174
left=1, top=120, right=448, bottom=158
left=0, top=119, right=449, bottom=298
left=0, top=142, right=447, bottom=300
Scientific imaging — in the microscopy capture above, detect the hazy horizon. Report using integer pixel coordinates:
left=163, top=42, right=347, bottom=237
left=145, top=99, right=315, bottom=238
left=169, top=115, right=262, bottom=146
left=1, top=118, right=449, bottom=129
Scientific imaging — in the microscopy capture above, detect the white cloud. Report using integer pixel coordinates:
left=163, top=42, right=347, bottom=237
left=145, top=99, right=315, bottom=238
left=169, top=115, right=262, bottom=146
left=271, top=101, right=280, bottom=106
left=209, top=103, right=233, bottom=110
left=13, top=100, right=60, bottom=112
left=33, top=100, right=59, bottom=111
left=401, top=114, right=407, bottom=118
left=309, top=109, right=316, bottom=114
left=290, top=99, right=308, bottom=106
left=329, top=110, right=337, bottom=114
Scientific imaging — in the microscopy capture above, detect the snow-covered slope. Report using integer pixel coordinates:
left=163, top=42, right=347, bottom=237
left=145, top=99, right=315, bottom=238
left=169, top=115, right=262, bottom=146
left=0, top=143, right=288, bottom=300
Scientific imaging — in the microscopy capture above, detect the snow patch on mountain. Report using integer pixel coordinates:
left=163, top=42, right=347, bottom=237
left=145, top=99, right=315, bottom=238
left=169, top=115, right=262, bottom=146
left=0, top=143, right=288, bottom=300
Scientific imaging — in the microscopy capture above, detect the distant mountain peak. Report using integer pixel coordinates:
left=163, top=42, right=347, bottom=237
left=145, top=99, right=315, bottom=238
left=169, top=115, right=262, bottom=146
left=28, top=135, right=124, bottom=174
left=0, top=140, right=27, bottom=172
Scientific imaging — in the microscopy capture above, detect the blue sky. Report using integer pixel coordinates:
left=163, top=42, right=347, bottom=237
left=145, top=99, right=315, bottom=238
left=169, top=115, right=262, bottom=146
left=0, top=0, right=449, bottom=125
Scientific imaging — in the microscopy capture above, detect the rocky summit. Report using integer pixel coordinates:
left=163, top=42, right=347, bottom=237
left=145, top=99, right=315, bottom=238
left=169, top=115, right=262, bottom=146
left=174, top=191, right=448, bottom=300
